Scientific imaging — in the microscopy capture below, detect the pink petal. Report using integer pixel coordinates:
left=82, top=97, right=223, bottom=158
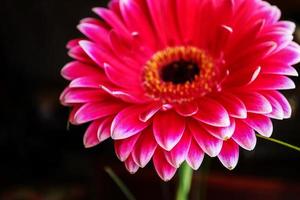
left=186, top=140, right=204, bottom=170
left=259, top=29, right=293, bottom=51
left=193, top=97, right=230, bottom=127
left=69, top=76, right=105, bottom=89
left=93, top=7, right=132, bottom=41
left=153, top=148, right=177, bottom=182
left=74, top=100, right=124, bottom=124
left=66, top=38, right=82, bottom=49
left=202, top=118, right=236, bottom=140
left=261, top=92, right=284, bottom=120
left=263, top=91, right=292, bottom=118
left=177, top=0, right=207, bottom=44
left=218, top=139, right=239, bottom=170
left=146, top=0, right=169, bottom=46
left=268, top=42, right=300, bottom=65
left=77, top=22, right=109, bottom=46
left=79, top=40, right=105, bottom=67
left=261, top=64, right=298, bottom=76
left=213, top=25, right=233, bottom=54
left=111, top=106, right=150, bottom=140
left=61, top=88, right=106, bottom=105
left=237, top=92, right=272, bottom=114
left=223, top=66, right=261, bottom=87
left=275, top=21, right=296, bottom=33
left=161, top=0, right=181, bottom=45
left=248, top=41, right=277, bottom=60
left=125, top=155, right=139, bottom=174
left=79, top=17, right=103, bottom=26
left=108, top=30, right=133, bottom=58
left=175, top=101, right=199, bottom=117
left=100, top=84, right=148, bottom=104
left=97, top=117, right=112, bottom=142
left=164, top=131, right=192, bottom=168
left=60, top=87, right=71, bottom=105
left=114, top=134, right=140, bottom=162
left=228, top=41, right=277, bottom=69
left=119, top=0, right=157, bottom=50
left=216, top=92, right=247, bottom=119
left=103, top=63, right=141, bottom=89
left=247, top=75, right=295, bottom=90
left=233, top=19, right=264, bottom=46
left=217, top=0, right=234, bottom=21
left=80, top=41, right=141, bottom=86
left=232, top=120, right=257, bottom=151
left=80, top=43, right=140, bottom=84
left=132, top=128, right=157, bottom=168
left=83, top=120, right=101, bottom=148
left=61, top=61, right=100, bottom=81
left=189, top=120, right=223, bottom=157
left=262, top=4, right=281, bottom=23
left=68, top=44, right=92, bottom=64
left=107, top=0, right=122, bottom=15
left=69, top=105, right=81, bottom=125
left=139, top=102, right=162, bottom=122
left=153, top=110, right=185, bottom=151
left=244, top=114, right=273, bottom=137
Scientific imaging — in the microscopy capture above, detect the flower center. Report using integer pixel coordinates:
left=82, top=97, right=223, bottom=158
left=143, top=46, right=217, bottom=104
left=160, top=60, right=200, bottom=84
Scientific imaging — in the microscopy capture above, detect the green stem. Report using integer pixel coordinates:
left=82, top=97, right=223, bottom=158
left=176, top=162, right=193, bottom=200
left=104, top=167, right=136, bottom=200
left=256, top=134, right=300, bottom=152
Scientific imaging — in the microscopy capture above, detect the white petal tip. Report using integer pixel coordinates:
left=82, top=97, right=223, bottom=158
left=128, top=169, right=138, bottom=174
left=186, top=161, right=201, bottom=170
left=161, top=176, right=173, bottom=182
left=206, top=151, right=219, bottom=158
left=84, top=143, right=96, bottom=148
left=205, top=146, right=222, bottom=157
left=157, top=141, right=177, bottom=152
left=78, top=40, right=90, bottom=48
left=227, top=166, right=236, bottom=170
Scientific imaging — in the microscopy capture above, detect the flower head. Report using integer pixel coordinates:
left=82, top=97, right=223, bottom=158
left=60, top=0, right=300, bottom=181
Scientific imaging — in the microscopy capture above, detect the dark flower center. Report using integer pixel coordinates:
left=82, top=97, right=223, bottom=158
left=160, top=60, right=200, bottom=84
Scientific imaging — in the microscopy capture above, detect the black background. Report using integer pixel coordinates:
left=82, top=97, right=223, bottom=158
left=0, top=0, right=300, bottom=199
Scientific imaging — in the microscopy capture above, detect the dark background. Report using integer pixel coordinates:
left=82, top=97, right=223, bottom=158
left=0, top=0, right=299, bottom=199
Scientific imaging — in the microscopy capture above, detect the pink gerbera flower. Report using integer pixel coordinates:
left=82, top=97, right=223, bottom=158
left=60, top=0, right=300, bottom=181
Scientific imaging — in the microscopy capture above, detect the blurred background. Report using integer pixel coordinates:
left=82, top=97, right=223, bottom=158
left=0, top=0, right=299, bottom=199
